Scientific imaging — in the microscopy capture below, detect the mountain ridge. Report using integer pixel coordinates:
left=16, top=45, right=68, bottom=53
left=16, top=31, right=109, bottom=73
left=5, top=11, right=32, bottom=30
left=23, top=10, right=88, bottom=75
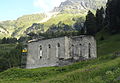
left=0, top=0, right=107, bottom=38
left=52, top=0, right=107, bottom=13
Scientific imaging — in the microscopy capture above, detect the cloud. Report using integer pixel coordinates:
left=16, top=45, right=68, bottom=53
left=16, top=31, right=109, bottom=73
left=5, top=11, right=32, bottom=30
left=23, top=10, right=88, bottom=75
left=33, top=0, right=66, bottom=12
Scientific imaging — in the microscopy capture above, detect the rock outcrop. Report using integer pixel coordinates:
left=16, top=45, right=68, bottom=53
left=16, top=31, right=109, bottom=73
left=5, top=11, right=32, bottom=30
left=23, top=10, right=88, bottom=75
left=53, top=0, right=107, bottom=13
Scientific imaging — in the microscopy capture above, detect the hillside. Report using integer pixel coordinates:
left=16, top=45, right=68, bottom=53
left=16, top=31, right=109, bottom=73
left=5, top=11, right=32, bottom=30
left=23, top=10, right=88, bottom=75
left=0, top=14, right=46, bottom=38
left=0, top=33, right=120, bottom=83
left=43, top=13, right=86, bottom=31
left=1, top=57, right=120, bottom=83
left=0, top=0, right=107, bottom=38
left=0, top=12, right=85, bottom=38
left=0, top=21, right=15, bottom=38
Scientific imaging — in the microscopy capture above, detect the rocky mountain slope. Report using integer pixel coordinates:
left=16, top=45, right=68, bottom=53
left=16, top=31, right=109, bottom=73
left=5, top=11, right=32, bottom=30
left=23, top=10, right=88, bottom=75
left=0, top=26, right=9, bottom=34
left=53, top=0, right=107, bottom=13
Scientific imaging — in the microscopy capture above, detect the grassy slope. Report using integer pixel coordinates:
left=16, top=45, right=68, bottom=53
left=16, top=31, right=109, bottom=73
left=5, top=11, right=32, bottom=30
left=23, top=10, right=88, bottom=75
left=1, top=56, right=120, bottom=83
left=0, top=34, right=120, bottom=83
left=0, top=21, right=15, bottom=38
left=12, top=14, right=46, bottom=38
left=0, top=14, right=46, bottom=38
left=43, top=13, right=86, bottom=31
left=96, top=31, right=120, bottom=56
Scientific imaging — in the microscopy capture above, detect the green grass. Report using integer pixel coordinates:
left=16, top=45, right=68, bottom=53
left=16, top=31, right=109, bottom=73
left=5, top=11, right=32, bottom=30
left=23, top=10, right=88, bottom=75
left=0, top=54, right=120, bottom=83
left=41, top=57, right=120, bottom=83
left=97, top=33, right=120, bottom=56
left=0, top=34, right=120, bottom=83
left=43, top=13, right=85, bottom=31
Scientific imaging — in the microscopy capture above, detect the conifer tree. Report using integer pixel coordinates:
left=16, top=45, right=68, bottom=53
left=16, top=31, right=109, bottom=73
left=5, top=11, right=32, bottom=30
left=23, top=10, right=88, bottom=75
left=96, top=7, right=105, bottom=32
left=106, top=0, right=120, bottom=33
left=84, top=11, right=97, bottom=35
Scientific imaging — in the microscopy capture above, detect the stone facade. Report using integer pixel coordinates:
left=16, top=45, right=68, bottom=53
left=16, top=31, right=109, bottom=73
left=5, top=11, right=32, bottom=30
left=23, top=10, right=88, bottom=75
left=25, top=35, right=97, bottom=69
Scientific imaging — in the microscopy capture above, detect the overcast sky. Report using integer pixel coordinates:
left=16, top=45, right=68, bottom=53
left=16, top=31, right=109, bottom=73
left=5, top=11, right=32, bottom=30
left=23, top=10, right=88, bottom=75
left=0, top=0, right=66, bottom=21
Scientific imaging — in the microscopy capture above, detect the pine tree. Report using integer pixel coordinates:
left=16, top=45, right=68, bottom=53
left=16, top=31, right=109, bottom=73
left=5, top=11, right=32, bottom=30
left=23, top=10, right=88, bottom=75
left=106, top=0, right=120, bottom=33
left=1, top=37, right=7, bottom=44
left=84, top=11, right=97, bottom=35
left=96, top=7, right=105, bottom=32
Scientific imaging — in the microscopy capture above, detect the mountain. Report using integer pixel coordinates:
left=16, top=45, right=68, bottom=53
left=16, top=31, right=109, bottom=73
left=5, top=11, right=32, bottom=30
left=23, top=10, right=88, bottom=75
left=11, top=14, right=46, bottom=38
left=0, top=0, right=107, bottom=38
left=53, top=0, right=107, bottom=13
left=0, top=14, right=46, bottom=38
left=0, top=21, right=15, bottom=38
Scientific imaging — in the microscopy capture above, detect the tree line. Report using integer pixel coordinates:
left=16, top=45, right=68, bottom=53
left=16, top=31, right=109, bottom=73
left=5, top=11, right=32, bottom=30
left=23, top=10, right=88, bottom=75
left=0, top=44, right=23, bottom=72
left=0, top=37, right=29, bottom=44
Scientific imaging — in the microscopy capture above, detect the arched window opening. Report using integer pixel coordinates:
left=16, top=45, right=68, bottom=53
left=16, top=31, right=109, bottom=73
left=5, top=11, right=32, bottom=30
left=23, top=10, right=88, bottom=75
left=58, top=43, right=60, bottom=47
left=39, top=45, right=42, bottom=59
left=72, top=44, right=75, bottom=56
left=47, top=44, right=51, bottom=59
left=88, top=43, right=91, bottom=58
left=79, top=44, right=82, bottom=56
left=56, top=43, right=60, bottom=58
left=40, top=45, right=42, bottom=50
left=49, top=44, right=51, bottom=48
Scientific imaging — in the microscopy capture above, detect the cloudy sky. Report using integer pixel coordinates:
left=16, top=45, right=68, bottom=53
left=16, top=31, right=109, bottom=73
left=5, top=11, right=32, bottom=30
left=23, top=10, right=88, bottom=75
left=0, top=0, right=66, bottom=21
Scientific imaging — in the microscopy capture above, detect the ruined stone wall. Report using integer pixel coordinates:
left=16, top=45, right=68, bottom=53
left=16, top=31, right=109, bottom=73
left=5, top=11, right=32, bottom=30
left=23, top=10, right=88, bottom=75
left=57, top=36, right=97, bottom=66
left=26, top=36, right=97, bottom=69
left=26, top=37, right=67, bottom=69
left=70, top=36, right=97, bottom=60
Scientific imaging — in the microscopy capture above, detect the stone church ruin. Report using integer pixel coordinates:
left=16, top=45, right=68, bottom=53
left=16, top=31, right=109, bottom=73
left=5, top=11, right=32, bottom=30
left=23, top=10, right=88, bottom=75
left=24, top=35, right=97, bottom=69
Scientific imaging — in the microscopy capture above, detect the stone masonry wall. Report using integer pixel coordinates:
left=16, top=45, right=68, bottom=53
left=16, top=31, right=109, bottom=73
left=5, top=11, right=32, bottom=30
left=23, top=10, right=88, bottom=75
left=26, top=36, right=97, bottom=69
left=26, top=37, right=66, bottom=69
